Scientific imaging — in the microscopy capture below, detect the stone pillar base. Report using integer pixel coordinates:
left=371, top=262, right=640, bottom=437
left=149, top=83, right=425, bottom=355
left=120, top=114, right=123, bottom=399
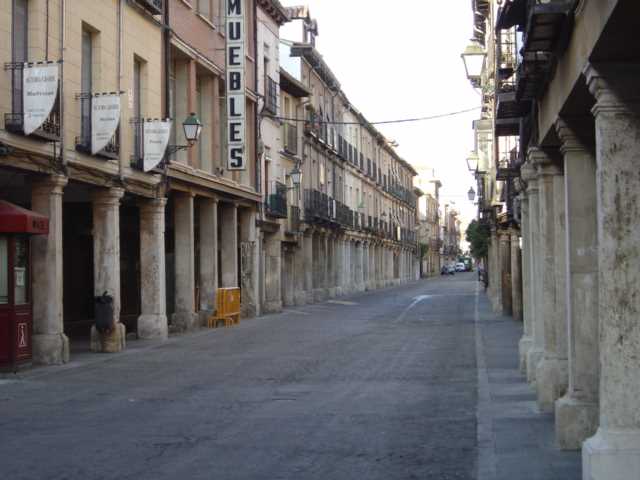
left=518, top=335, right=533, bottom=374
left=583, top=429, right=640, bottom=480
left=294, top=292, right=307, bottom=306
left=90, top=323, right=126, bottom=353
left=327, top=287, right=337, bottom=299
left=555, top=396, right=598, bottom=450
left=32, top=333, right=69, bottom=365
left=171, top=311, right=199, bottom=332
left=263, top=300, right=283, bottom=314
left=313, top=289, right=327, bottom=303
left=335, top=287, right=344, bottom=297
left=526, top=347, right=544, bottom=384
left=137, top=314, right=168, bottom=340
left=536, top=356, right=568, bottom=412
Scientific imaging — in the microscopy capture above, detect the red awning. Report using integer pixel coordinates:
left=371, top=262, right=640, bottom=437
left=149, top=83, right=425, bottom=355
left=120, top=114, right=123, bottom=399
left=0, top=200, right=49, bottom=234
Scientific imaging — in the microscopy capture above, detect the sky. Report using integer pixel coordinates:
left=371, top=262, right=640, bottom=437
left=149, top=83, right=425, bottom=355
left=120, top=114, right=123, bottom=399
left=279, top=0, right=480, bottom=240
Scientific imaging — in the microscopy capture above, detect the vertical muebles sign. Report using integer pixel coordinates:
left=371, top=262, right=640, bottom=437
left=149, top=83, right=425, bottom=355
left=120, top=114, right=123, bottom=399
left=226, top=0, right=246, bottom=170
left=22, top=63, right=59, bottom=135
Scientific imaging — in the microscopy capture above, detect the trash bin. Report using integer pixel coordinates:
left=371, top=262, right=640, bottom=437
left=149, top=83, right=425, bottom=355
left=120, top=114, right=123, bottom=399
left=94, top=292, right=114, bottom=333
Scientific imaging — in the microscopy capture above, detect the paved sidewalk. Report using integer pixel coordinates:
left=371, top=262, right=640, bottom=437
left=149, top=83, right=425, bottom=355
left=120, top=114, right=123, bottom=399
left=474, top=286, right=582, bottom=480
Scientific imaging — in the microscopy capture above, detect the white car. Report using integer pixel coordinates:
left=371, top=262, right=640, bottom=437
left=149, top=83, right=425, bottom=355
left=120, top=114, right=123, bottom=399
left=455, top=262, right=466, bottom=272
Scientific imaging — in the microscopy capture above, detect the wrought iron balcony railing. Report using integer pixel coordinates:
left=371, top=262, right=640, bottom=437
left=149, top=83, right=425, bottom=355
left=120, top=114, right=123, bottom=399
left=135, top=0, right=163, bottom=15
left=5, top=65, right=61, bottom=141
left=266, top=181, right=288, bottom=218
left=75, top=95, right=120, bottom=159
left=287, top=205, right=301, bottom=233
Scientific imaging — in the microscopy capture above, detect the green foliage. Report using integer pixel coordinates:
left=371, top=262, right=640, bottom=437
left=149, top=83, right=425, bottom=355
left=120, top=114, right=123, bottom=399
left=419, top=242, right=429, bottom=259
left=465, top=219, right=490, bottom=260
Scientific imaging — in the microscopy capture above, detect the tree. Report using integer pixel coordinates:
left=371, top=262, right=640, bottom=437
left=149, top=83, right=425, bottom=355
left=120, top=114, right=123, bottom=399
left=465, top=219, right=490, bottom=260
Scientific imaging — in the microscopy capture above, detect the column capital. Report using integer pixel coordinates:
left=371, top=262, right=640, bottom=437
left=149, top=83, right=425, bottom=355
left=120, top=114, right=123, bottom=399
left=32, top=174, right=68, bottom=196
left=555, top=117, right=591, bottom=154
left=584, top=62, right=640, bottom=117
left=138, top=197, right=167, bottom=214
left=91, top=187, right=125, bottom=206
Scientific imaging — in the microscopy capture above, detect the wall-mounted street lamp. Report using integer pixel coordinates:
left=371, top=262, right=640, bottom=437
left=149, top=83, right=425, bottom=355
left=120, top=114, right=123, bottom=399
left=461, top=41, right=487, bottom=88
left=166, top=112, right=203, bottom=155
left=286, top=163, right=303, bottom=190
left=468, top=187, right=476, bottom=202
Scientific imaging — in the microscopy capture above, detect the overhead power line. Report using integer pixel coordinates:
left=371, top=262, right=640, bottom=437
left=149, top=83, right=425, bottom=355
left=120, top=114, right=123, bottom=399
left=266, top=106, right=481, bottom=126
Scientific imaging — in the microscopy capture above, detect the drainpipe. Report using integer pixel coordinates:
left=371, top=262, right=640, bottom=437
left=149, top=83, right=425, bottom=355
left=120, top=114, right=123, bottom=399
left=59, top=0, right=66, bottom=168
left=253, top=0, right=260, bottom=195
left=117, top=0, right=124, bottom=181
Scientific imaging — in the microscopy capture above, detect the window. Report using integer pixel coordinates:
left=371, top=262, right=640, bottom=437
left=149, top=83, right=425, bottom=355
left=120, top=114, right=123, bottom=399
left=14, top=237, right=28, bottom=305
left=81, top=29, right=93, bottom=143
left=133, top=59, right=143, bottom=160
left=0, top=236, right=8, bottom=304
left=12, top=0, right=28, bottom=115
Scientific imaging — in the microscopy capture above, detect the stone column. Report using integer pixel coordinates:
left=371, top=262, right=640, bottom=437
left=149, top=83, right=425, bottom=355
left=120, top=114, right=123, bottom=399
left=293, top=242, right=306, bottom=305
left=220, top=202, right=238, bottom=288
left=525, top=150, right=544, bottom=384
left=518, top=193, right=533, bottom=372
left=368, top=245, right=375, bottom=290
left=554, top=118, right=600, bottom=450
left=335, top=238, right=344, bottom=297
left=302, top=231, right=313, bottom=304
left=198, top=197, right=218, bottom=324
left=511, top=229, right=523, bottom=322
left=499, top=230, right=512, bottom=316
left=327, top=236, right=336, bottom=298
left=172, top=192, right=197, bottom=331
left=263, top=232, right=282, bottom=313
left=489, top=227, right=501, bottom=313
left=31, top=175, right=68, bottom=364
left=90, top=187, right=126, bottom=352
left=138, top=198, right=168, bottom=340
left=239, top=207, right=259, bottom=317
left=362, top=243, right=369, bottom=291
left=582, top=64, right=640, bottom=478
left=312, top=233, right=322, bottom=302
left=534, top=154, right=567, bottom=412
left=343, top=239, right=351, bottom=295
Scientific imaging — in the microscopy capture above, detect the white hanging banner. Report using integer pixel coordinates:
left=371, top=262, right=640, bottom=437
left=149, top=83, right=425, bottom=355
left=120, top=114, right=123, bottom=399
left=143, top=119, right=172, bottom=172
left=91, top=94, right=121, bottom=154
left=23, top=63, right=59, bottom=135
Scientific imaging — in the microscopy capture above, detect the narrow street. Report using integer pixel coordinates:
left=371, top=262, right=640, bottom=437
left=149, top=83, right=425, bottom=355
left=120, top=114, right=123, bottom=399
left=0, top=274, right=580, bottom=480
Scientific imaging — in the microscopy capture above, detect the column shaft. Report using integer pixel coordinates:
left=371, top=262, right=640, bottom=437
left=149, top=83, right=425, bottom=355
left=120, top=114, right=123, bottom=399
left=31, top=175, right=69, bottom=364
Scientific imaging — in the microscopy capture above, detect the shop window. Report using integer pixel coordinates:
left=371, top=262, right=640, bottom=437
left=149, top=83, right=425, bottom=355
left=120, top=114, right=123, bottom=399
left=0, top=236, right=8, bottom=304
left=14, top=237, right=28, bottom=305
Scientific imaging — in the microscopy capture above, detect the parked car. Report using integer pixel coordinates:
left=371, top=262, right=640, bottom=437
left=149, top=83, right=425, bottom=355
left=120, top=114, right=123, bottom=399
left=441, top=264, right=455, bottom=275
left=455, top=262, right=466, bottom=272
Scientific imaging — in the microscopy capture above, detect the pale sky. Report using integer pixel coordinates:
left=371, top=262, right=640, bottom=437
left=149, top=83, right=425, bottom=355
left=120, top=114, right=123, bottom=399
left=280, top=0, right=479, bottom=237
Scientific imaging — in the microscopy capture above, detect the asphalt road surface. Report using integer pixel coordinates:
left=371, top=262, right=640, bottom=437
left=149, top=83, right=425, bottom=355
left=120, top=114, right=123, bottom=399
left=0, top=273, right=479, bottom=480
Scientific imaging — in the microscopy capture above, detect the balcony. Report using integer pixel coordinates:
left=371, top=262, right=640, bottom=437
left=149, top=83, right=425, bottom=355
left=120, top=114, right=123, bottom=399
left=287, top=205, right=301, bottom=234
left=134, top=0, right=163, bottom=15
left=266, top=182, right=288, bottom=219
left=264, top=76, right=278, bottom=115
left=283, top=123, right=298, bottom=156
left=335, top=201, right=353, bottom=228
left=304, top=189, right=331, bottom=223
left=75, top=96, right=120, bottom=160
left=5, top=66, right=60, bottom=142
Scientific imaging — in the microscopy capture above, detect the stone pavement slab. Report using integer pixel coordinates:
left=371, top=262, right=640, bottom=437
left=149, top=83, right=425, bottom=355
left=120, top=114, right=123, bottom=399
left=475, top=285, right=582, bottom=480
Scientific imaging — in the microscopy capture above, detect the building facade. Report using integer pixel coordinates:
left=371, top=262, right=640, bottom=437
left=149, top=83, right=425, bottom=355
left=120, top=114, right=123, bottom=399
left=466, top=1, right=640, bottom=478
left=416, top=167, right=442, bottom=277
left=0, top=1, right=421, bottom=368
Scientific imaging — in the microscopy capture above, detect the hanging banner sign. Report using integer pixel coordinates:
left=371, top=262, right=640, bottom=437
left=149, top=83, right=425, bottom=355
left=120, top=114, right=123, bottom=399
left=143, top=119, right=172, bottom=172
left=91, top=94, right=121, bottom=155
left=226, top=0, right=246, bottom=170
left=23, top=63, right=59, bottom=135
